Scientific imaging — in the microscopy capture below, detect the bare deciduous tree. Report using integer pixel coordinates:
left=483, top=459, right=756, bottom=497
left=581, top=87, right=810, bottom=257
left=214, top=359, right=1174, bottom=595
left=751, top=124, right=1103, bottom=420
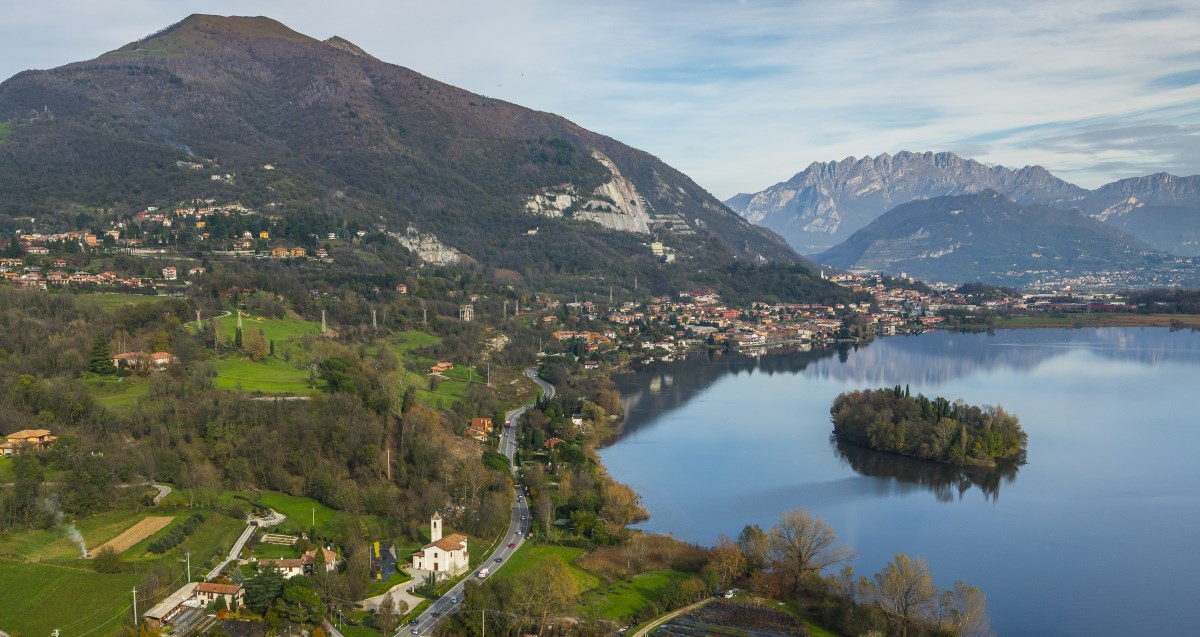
left=872, top=554, right=938, bottom=637
left=768, top=509, right=854, bottom=592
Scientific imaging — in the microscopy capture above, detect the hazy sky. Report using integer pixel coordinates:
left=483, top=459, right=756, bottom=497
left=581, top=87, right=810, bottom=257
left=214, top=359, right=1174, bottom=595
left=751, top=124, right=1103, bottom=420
left=3, top=0, right=1200, bottom=198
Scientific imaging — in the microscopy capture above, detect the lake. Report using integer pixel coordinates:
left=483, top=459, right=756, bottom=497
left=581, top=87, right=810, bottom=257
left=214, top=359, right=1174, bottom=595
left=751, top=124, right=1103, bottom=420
left=599, top=328, right=1200, bottom=637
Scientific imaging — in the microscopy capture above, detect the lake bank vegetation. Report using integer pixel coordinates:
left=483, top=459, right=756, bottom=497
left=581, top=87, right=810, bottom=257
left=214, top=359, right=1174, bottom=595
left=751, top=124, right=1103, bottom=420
left=831, top=387, right=1027, bottom=468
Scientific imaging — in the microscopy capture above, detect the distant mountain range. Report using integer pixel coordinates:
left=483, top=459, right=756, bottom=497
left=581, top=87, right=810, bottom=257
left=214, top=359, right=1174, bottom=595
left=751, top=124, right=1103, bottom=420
left=0, top=14, right=809, bottom=292
left=814, top=190, right=1170, bottom=285
left=725, top=151, right=1200, bottom=257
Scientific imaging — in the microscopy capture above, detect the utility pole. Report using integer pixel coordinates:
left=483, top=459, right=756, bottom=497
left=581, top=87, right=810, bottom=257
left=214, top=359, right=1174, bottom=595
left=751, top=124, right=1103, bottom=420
left=186, top=551, right=192, bottom=582
left=312, top=507, right=316, bottom=530
left=487, top=362, right=491, bottom=387
left=386, top=448, right=391, bottom=481
left=132, top=587, right=138, bottom=626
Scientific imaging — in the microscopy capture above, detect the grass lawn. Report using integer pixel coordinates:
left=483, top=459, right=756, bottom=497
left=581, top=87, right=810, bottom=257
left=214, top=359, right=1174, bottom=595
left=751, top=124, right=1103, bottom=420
left=245, top=539, right=305, bottom=560
left=390, top=330, right=440, bottom=356
left=364, top=568, right=413, bottom=598
left=84, top=292, right=166, bottom=313
left=0, top=506, right=245, bottom=637
left=488, top=544, right=602, bottom=593
left=0, top=456, right=13, bottom=483
left=220, top=490, right=388, bottom=539
left=119, top=512, right=248, bottom=568
left=0, top=122, right=11, bottom=144
left=86, top=376, right=152, bottom=410
left=0, top=559, right=142, bottom=637
left=584, top=570, right=693, bottom=621
left=0, top=509, right=151, bottom=562
left=339, top=623, right=387, bottom=637
left=213, top=313, right=322, bottom=355
left=805, top=621, right=844, bottom=637
left=211, top=354, right=320, bottom=394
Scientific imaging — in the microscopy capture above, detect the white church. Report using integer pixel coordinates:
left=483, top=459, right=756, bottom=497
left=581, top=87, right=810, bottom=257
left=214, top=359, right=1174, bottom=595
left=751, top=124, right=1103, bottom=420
left=411, top=512, right=469, bottom=577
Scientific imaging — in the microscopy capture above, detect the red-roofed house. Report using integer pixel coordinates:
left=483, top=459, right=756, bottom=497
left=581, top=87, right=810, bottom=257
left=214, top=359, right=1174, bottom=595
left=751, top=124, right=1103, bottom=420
left=195, top=582, right=243, bottom=609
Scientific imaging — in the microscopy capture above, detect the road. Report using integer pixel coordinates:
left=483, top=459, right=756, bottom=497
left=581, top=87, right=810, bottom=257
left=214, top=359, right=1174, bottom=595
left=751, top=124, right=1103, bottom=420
left=205, top=509, right=285, bottom=580
left=401, top=368, right=553, bottom=637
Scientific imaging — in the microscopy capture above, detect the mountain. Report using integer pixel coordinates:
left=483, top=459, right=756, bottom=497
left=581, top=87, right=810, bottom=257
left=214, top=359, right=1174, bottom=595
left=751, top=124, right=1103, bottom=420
left=814, top=190, right=1165, bottom=284
left=1078, top=173, right=1200, bottom=256
left=724, top=151, right=1088, bottom=254
left=0, top=15, right=804, bottom=285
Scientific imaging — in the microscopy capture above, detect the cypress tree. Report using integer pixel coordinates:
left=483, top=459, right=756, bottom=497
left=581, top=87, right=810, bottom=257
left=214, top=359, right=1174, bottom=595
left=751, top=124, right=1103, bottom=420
left=88, top=335, right=113, bottom=375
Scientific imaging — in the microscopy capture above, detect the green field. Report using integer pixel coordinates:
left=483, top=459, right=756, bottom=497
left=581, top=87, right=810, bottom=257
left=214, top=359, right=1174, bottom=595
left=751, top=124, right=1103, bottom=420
left=206, top=313, right=327, bottom=394
left=0, top=505, right=247, bottom=637
left=488, top=544, right=602, bottom=592
left=585, top=570, right=693, bottom=620
left=0, top=559, right=142, bottom=637
left=0, top=456, right=13, bottom=482
left=220, top=490, right=387, bottom=539
left=86, top=376, right=152, bottom=410
left=0, top=122, right=11, bottom=144
left=213, top=313, right=322, bottom=354
left=211, top=354, right=320, bottom=394
left=84, top=292, right=166, bottom=313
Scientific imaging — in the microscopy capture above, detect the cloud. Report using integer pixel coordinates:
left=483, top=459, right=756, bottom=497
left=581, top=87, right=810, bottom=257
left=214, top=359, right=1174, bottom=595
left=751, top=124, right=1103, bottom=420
left=2, top=0, right=1200, bottom=195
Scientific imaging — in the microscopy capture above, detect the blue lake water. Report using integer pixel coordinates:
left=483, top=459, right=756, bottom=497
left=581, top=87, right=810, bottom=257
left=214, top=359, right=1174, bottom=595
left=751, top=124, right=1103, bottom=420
left=599, top=328, right=1200, bottom=637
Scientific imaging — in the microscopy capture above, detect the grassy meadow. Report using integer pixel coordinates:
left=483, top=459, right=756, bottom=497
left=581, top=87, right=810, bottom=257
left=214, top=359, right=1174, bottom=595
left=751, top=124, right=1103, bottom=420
left=0, top=502, right=246, bottom=637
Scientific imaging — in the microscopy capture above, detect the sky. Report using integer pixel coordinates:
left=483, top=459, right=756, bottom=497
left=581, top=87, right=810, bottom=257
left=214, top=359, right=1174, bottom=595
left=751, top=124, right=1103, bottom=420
left=3, top=0, right=1200, bottom=198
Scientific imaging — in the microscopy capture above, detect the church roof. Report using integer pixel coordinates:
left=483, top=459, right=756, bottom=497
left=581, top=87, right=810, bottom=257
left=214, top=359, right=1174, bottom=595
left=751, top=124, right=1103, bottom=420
left=425, top=533, right=468, bottom=552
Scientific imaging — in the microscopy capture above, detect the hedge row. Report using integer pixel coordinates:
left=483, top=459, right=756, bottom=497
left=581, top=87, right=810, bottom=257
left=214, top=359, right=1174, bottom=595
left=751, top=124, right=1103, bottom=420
left=148, top=513, right=205, bottom=553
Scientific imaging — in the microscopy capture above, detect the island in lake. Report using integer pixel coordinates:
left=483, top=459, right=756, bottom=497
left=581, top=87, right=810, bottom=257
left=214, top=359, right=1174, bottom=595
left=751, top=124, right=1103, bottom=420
left=831, top=386, right=1028, bottom=467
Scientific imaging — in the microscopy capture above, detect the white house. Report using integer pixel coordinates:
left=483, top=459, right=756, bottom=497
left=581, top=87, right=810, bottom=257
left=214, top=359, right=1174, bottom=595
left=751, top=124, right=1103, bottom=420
left=411, top=512, right=469, bottom=577
left=259, top=558, right=306, bottom=578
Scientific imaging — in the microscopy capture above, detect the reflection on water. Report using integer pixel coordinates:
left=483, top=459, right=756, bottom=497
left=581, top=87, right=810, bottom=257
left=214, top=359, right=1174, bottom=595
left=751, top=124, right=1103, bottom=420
left=831, top=436, right=1021, bottom=503
left=602, top=328, right=1200, bottom=637
left=616, top=328, right=1200, bottom=441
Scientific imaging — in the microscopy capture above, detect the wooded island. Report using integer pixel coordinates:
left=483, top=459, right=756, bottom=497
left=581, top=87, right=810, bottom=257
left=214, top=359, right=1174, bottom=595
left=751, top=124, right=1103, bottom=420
left=831, top=386, right=1027, bottom=467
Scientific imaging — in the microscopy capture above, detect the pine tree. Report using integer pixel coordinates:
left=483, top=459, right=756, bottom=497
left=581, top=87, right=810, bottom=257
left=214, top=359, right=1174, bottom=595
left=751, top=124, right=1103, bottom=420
left=234, top=326, right=243, bottom=349
left=88, top=335, right=113, bottom=375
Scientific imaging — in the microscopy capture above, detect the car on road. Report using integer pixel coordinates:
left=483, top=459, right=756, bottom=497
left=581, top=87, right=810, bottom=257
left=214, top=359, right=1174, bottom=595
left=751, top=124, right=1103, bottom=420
left=411, top=629, right=418, bottom=634
left=508, top=542, right=516, bottom=548
left=494, top=556, right=503, bottom=562
left=409, top=620, right=419, bottom=626
left=432, top=612, right=441, bottom=618
left=520, top=515, right=525, bottom=520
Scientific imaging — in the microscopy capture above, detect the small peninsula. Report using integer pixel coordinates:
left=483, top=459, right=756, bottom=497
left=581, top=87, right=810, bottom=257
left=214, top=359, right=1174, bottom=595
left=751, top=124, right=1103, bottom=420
left=831, top=386, right=1027, bottom=467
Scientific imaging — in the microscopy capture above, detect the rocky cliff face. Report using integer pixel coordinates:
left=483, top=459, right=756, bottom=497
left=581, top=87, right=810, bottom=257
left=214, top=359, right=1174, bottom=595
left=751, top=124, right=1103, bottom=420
left=726, top=151, right=1088, bottom=254
left=1079, top=174, right=1200, bottom=255
left=524, top=151, right=654, bottom=234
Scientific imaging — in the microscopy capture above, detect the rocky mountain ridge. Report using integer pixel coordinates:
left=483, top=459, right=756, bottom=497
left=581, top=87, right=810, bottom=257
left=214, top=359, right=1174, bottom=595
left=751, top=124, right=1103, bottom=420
left=727, top=151, right=1200, bottom=256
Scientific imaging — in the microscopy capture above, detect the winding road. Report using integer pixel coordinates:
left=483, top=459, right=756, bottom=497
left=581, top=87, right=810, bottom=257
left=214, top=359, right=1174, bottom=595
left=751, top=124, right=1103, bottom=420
left=400, top=367, right=554, bottom=637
